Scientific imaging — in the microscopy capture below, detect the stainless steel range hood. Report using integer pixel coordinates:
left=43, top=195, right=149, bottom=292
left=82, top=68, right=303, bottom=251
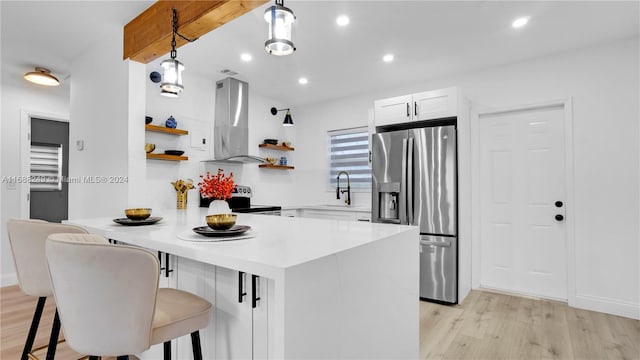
left=204, top=77, right=265, bottom=164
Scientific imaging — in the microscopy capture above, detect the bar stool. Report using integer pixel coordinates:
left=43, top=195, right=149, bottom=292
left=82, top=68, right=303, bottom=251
left=7, top=219, right=89, bottom=360
left=45, top=233, right=212, bottom=360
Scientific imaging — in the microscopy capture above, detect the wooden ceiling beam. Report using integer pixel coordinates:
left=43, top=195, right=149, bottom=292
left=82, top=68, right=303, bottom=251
left=124, top=0, right=268, bottom=64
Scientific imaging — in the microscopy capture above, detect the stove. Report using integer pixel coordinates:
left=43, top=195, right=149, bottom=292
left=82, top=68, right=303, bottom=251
left=199, top=185, right=282, bottom=215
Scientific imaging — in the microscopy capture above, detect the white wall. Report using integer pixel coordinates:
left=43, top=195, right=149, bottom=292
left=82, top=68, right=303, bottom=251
left=142, top=67, right=297, bottom=210
left=0, top=64, right=70, bottom=285
left=295, top=37, right=640, bottom=318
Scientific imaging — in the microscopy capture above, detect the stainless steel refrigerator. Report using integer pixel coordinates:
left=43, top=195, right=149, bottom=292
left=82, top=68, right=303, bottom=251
left=372, top=123, right=457, bottom=303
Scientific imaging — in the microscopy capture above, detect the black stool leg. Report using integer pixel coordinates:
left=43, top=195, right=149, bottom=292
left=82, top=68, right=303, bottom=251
left=45, top=309, right=61, bottom=360
left=88, top=356, right=99, bottom=360
left=191, top=331, right=202, bottom=360
left=163, top=340, right=171, bottom=360
left=116, top=356, right=129, bottom=360
left=21, top=297, right=46, bottom=360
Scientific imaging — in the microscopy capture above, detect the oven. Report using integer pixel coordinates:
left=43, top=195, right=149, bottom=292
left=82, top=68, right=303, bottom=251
left=200, top=185, right=281, bottom=215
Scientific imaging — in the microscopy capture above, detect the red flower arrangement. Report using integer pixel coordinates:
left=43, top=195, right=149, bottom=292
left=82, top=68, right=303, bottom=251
left=198, top=169, right=235, bottom=200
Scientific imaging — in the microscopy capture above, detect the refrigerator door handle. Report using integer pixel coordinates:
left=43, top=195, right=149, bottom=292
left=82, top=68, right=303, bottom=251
left=421, top=239, right=452, bottom=248
left=400, top=138, right=408, bottom=224
left=407, top=137, right=414, bottom=225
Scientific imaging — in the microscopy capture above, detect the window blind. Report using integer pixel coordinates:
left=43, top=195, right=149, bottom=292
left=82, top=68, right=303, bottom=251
left=328, top=127, right=371, bottom=189
left=30, top=143, right=62, bottom=191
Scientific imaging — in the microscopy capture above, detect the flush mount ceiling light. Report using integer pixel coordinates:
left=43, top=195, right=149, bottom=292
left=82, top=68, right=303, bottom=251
left=241, top=53, right=253, bottom=62
left=512, top=16, right=530, bottom=28
left=23, top=67, right=60, bottom=86
left=271, top=107, right=294, bottom=126
left=336, top=15, right=350, bottom=27
left=298, top=77, right=308, bottom=85
left=160, top=8, right=198, bottom=98
left=383, top=54, right=394, bottom=62
left=264, top=0, right=296, bottom=56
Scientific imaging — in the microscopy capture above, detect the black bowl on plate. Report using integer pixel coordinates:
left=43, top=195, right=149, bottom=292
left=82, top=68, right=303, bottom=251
left=164, top=150, right=185, bottom=156
left=263, top=139, right=278, bottom=145
left=145, top=116, right=153, bottom=124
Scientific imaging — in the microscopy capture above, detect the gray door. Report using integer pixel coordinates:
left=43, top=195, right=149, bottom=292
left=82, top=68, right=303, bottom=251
left=409, top=126, right=457, bottom=235
left=30, top=118, right=69, bottom=222
left=372, top=130, right=408, bottom=224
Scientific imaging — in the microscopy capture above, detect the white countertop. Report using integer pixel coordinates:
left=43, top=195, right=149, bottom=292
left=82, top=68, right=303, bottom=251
left=66, top=208, right=413, bottom=281
left=281, top=204, right=371, bottom=212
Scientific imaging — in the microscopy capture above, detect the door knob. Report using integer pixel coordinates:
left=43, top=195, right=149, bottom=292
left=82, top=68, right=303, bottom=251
left=555, top=214, right=564, bottom=221
left=555, top=201, right=563, bottom=208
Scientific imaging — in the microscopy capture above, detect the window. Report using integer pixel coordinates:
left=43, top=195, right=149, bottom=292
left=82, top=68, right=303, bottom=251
left=30, top=142, right=62, bottom=191
left=328, top=127, right=371, bottom=190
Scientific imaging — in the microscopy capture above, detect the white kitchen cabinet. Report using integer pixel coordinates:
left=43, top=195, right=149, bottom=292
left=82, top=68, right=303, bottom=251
left=373, top=94, right=413, bottom=126
left=175, top=257, right=216, bottom=360
left=215, top=266, right=268, bottom=360
left=374, top=87, right=458, bottom=127
left=140, top=252, right=178, bottom=360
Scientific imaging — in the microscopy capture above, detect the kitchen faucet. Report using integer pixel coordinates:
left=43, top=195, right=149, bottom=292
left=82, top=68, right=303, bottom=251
left=336, top=171, right=351, bottom=205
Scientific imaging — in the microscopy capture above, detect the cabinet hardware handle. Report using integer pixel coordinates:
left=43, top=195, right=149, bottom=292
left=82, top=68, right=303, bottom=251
left=414, top=102, right=418, bottom=116
left=238, top=271, right=247, bottom=303
left=406, top=103, right=410, bottom=117
left=252, top=275, right=261, bottom=309
left=164, top=252, right=173, bottom=278
left=555, top=201, right=564, bottom=208
left=555, top=214, right=564, bottom=221
left=158, top=251, right=165, bottom=274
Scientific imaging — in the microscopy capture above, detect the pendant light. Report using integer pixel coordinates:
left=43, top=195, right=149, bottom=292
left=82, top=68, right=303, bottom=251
left=24, top=67, right=60, bottom=86
left=264, top=0, right=296, bottom=56
left=271, top=107, right=294, bottom=126
left=160, top=8, right=197, bottom=97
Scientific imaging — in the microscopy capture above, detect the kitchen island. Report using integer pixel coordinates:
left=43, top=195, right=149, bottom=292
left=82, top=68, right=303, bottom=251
left=66, top=208, right=419, bottom=359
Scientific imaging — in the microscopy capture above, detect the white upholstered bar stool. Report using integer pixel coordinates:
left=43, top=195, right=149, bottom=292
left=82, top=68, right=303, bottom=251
left=45, top=233, right=212, bottom=360
left=7, top=218, right=89, bottom=360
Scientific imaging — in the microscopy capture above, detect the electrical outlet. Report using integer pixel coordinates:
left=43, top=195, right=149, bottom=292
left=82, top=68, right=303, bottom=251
left=76, top=140, right=84, bottom=151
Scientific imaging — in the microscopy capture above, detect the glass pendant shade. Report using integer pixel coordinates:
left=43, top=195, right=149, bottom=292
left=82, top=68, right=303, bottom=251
left=264, top=4, right=296, bottom=56
left=24, top=67, right=60, bottom=86
left=160, top=58, right=184, bottom=94
left=283, top=110, right=294, bottom=126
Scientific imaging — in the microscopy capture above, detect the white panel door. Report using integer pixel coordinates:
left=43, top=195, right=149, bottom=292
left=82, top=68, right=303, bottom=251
left=479, top=105, right=567, bottom=300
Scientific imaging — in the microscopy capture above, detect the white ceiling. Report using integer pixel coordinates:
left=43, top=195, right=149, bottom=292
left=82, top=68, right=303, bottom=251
left=3, top=1, right=639, bottom=106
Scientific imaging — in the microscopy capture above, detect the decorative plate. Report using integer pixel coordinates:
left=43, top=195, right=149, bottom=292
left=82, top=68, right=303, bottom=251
left=113, top=217, right=163, bottom=226
left=192, top=225, right=251, bottom=237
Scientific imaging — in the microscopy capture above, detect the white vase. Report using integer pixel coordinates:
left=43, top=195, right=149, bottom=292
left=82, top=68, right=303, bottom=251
left=208, top=199, right=231, bottom=215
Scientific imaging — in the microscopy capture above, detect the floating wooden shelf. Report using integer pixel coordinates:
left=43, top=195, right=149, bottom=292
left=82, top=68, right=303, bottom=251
left=258, top=144, right=295, bottom=151
left=259, top=164, right=294, bottom=170
left=145, top=124, right=188, bottom=135
left=147, top=153, right=189, bottom=161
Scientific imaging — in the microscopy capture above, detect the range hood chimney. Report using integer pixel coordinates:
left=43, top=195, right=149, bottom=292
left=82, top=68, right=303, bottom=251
left=206, top=77, right=265, bottom=164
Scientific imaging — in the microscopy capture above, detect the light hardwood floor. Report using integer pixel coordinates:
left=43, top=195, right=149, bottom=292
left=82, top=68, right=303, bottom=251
left=2, top=285, right=639, bottom=359
left=420, top=290, right=640, bottom=360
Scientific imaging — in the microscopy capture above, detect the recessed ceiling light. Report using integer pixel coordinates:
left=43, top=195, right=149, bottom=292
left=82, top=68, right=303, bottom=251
left=383, top=54, right=394, bottom=62
left=241, top=53, right=252, bottom=62
left=336, top=15, right=350, bottom=27
left=512, top=17, right=530, bottom=28
left=298, top=77, right=308, bottom=85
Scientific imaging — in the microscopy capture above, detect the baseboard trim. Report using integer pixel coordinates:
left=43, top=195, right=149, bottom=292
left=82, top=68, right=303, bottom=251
left=574, top=294, right=640, bottom=320
left=1, top=272, right=18, bottom=287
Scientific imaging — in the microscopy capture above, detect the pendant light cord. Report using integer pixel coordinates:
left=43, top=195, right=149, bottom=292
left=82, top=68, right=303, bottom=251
left=170, top=8, right=198, bottom=60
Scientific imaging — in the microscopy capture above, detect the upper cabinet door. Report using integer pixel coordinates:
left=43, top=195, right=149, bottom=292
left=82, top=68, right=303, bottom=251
left=374, top=94, right=413, bottom=126
left=413, top=87, right=458, bottom=121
